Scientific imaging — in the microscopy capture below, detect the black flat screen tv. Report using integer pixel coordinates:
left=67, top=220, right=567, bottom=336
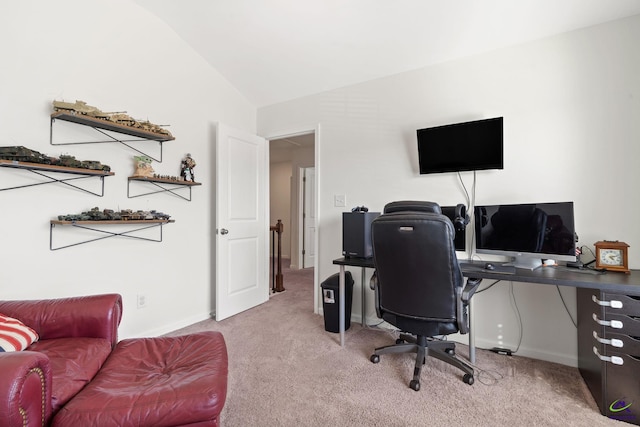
left=417, top=117, right=503, bottom=174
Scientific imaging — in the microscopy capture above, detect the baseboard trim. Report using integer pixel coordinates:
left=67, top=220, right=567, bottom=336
left=125, top=312, right=212, bottom=339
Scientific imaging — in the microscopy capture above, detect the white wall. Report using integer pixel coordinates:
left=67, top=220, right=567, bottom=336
left=258, top=15, right=640, bottom=366
left=269, top=161, right=292, bottom=259
left=0, top=1, right=256, bottom=338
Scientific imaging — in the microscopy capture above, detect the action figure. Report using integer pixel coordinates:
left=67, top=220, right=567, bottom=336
left=180, top=153, right=196, bottom=182
left=133, top=155, right=154, bottom=178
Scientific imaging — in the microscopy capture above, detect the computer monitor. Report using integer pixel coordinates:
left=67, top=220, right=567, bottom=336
left=474, top=201, right=576, bottom=269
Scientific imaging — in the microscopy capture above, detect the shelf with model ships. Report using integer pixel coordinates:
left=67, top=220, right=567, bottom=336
left=50, top=207, right=174, bottom=251
left=0, top=146, right=113, bottom=196
left=50, top=100, right=174, bottom=162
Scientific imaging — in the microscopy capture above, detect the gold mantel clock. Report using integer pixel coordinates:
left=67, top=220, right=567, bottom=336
left=594, top=240, right=630, bottom=274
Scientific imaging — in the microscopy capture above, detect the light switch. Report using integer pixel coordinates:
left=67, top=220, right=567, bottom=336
left=334, top=194, right=346, bottom=207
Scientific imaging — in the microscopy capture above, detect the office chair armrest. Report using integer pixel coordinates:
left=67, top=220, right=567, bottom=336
left=369, top=271, right=383, bottom=319
left=456, top=278, right=482, bottom=334
left=462, top=278, right=482, bottom=303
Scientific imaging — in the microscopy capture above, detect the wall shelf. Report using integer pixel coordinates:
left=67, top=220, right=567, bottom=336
left=50, top=219, right=174, bottom=251
left=0, top=159, right=114, bottom=196
left=127, top=176, right=202, bottom=201
left=50, top=112, right=174, bottom=162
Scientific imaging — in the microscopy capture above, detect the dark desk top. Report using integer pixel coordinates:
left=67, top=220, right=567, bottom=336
left=333, top=257, right=640, bottom=295
left=333, top=257, right=375, bottom=268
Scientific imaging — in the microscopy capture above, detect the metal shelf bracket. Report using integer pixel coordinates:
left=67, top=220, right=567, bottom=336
left=50, top=220, right=174, bottom=251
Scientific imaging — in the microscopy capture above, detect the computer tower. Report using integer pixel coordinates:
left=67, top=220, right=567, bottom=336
left=342, top=212, right=380, bottom=258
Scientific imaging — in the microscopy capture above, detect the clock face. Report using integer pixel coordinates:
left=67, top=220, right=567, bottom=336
left=599, top=249, right=623, bottom=266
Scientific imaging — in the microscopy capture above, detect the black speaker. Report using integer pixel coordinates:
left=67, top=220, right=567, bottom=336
left=342, top=212, right=380, bottom=258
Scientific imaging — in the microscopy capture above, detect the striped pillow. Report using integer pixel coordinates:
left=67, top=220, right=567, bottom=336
left=0, top=314, right=39, bottom=352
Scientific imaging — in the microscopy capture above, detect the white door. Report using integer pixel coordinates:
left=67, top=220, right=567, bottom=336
left=215, top=123, right=269, bottom=321
left=302, top=167, right=316, bottom=268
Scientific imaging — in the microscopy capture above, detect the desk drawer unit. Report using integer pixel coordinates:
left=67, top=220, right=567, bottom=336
left=578, top=288, right=640, bottom=425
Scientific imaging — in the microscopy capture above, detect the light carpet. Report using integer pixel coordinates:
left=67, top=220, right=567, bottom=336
left=167, top=266, right=623, bottom=426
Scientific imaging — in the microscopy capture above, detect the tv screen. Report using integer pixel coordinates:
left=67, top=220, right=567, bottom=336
left=417, top=117, right=503, bottom=174
left=474, top=201, right=576, bottom=269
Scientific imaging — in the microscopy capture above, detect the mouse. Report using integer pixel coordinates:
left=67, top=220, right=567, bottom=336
left=484, top=263, right=496, bottom=271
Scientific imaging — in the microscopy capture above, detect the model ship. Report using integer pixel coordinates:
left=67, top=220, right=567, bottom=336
left=52, top=100, right=173, bottom=138
left=0, top=146, right=111, bottom=171
left=57, top=207, right=171, bottom=221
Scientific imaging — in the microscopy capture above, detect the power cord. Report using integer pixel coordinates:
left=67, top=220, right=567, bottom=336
left=475, top=279, right=501, bottom=294
left=465, top=359, right=506, bottom=386
left=556, top=285, right=577, bottom=328
left=509, top=282, right=523, bottom=355
left=457, top=171, right=474, bottom=209
left=457, top=170, right=479, bottom=263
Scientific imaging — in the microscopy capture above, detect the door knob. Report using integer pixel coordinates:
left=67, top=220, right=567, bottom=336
left=220, top=228, right=229, bottom=235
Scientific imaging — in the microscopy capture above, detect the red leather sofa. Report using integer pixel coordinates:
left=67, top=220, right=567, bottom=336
left=0, top=294, right=228, bottom=427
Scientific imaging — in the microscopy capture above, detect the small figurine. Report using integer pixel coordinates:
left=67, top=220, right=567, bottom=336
left=180, top=153, right=196, bottom=182
left=133, top=155, right=154, bottom=178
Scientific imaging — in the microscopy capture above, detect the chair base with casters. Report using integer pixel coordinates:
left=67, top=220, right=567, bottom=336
left=370, top=333, right=474, bottom=391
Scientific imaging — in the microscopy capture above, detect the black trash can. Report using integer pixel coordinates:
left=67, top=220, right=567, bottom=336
left=321, top=271, right=354, bottom=333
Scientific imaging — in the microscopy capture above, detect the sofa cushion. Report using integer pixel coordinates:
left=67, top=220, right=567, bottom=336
left=53, top=331, right=228, bottom=427
left=0, top=313, right=39, bottom=352
left=29, top=337, right=112, bottom=414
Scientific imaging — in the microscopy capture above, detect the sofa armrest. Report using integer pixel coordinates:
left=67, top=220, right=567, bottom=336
left=0, top=294, right=122, bottom=347
left=0, top=351, right=53, bottom=427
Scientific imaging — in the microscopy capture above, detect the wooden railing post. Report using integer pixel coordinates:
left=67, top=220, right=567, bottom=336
left=270, top=220, right=285, bottom=292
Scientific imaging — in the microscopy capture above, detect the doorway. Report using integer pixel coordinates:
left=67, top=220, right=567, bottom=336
left=268, top=132, right=316, bottom=272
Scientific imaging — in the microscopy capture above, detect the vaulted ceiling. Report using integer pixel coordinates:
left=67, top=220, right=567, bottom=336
left=134, top=0, right=640, bottom=108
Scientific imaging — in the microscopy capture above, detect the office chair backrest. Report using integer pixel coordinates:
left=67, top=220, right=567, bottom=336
left=372, top=201, right=463, bottom=335
left=383, top=200, right=441, bottom=215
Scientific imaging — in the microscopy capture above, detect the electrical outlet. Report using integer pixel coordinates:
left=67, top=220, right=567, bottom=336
left=334, top=194, right=346, bottom=207
left=137, top=293, right=147, bottom=309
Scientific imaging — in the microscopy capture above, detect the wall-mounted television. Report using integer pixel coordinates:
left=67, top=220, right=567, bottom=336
left=417, top=117, right=503, bottom=174
left=474, top=201, right=576, bottom=270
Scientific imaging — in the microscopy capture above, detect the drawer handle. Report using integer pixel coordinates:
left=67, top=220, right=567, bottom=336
left=592, top=295, right=623, bottom=309
left=593, top=346, right=624, bottom=365
left=592, top=313, right=623, bottom=329
left=592, top=331, right=624, bottom=348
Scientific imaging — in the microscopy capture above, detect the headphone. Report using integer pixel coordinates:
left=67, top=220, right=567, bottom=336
left=453, top=204, right=470, bottom=232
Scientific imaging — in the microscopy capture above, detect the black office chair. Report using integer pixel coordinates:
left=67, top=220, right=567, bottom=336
left=369, top=201, right=481, bottom=391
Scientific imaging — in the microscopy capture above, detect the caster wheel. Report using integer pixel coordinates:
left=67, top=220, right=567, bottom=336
left=445, top=348, right=455, bottom=356
left=463, top=374, right=474, bottom=385
left=370, top=354, right=380, bottom=364
left=409, top=380, right=420, bottom=391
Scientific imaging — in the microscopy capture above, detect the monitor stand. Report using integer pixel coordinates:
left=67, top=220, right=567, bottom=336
left=506, top=257, right=543, bottom=270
